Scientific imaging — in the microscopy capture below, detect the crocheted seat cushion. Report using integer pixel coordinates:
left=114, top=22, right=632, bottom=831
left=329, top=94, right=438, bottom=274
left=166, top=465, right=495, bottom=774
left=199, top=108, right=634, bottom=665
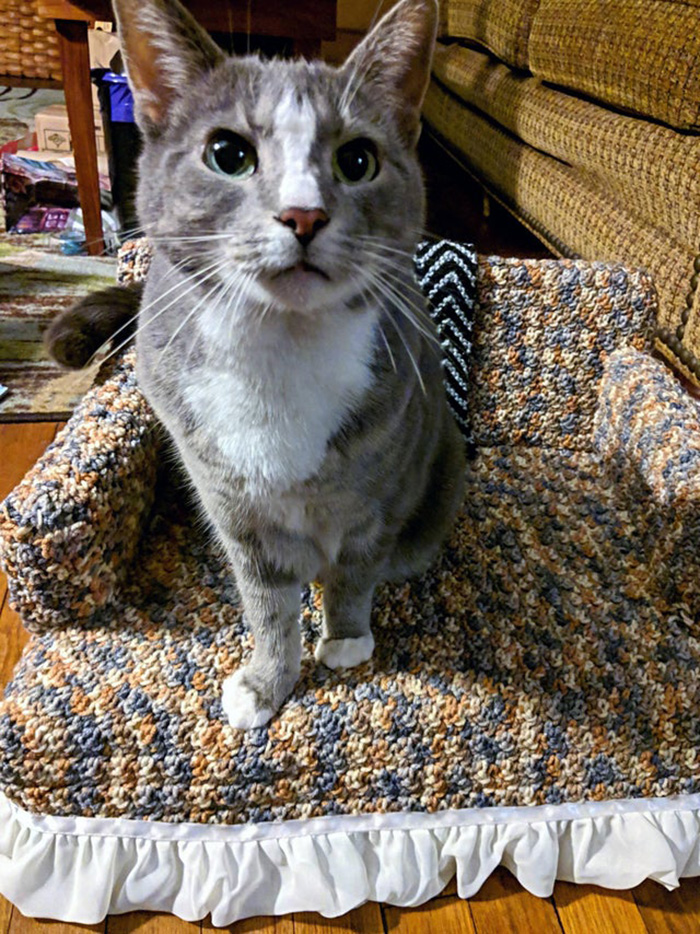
left=3, top=241, right=700, bottom=924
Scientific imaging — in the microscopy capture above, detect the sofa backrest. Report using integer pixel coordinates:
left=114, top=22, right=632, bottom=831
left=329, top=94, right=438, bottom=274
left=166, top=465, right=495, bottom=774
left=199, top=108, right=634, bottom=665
left=438, top=0, right=700, bottom=131
left=467, top=257, right=657, bottom=448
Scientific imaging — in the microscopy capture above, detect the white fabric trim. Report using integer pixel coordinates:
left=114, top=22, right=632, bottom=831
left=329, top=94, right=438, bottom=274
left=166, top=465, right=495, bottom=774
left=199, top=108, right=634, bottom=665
left=2, top=790, right=700, bottom=924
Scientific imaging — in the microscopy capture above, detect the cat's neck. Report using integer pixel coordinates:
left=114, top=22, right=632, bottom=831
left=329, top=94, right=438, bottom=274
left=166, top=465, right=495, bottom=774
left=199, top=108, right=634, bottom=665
left=198, top=294, right=372, bottom=353
left=179, top=287, right=382, bottom=491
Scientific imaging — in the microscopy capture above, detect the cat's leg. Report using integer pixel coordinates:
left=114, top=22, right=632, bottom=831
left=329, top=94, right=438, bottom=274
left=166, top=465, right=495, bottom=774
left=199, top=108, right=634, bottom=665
left=387, top=416, right=466, bottom=581
left=222, top=565, right=302, bottom=730
left=315, top=559, right=377, bottom=669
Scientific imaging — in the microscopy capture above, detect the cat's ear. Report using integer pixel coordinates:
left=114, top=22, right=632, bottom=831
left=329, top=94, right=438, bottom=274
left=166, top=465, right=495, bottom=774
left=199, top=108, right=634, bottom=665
left=340, top=0, right=438, bottom=143
left=112, top=0, right=223, bottom=133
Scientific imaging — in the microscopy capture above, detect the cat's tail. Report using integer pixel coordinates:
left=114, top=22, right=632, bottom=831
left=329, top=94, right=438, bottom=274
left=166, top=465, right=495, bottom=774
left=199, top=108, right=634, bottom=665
left=45, top=283, right=143, bottom=369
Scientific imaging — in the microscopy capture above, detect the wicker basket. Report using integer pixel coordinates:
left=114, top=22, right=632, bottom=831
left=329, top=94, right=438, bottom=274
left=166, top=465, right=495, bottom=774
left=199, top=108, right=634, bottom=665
left=0, top=0, right=62, bottom=81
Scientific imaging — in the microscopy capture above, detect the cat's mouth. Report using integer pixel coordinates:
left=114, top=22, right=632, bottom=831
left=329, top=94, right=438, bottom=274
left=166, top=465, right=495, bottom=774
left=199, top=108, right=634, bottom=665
left=258, top=259, right=338, bottom=312
left=272, top=260, right=330, bottom=281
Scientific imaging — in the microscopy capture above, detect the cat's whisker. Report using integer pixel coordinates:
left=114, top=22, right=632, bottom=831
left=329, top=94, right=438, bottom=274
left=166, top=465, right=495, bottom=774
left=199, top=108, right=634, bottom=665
left=145, top=232, right=243, bottom=244
left=359, top=226, right=442, bottom=244
left=95, top=258, right=229, bottom=367
left=221, top=273, right=245, bottom=350
left=182, top=271, right=244, bottom=370
left=377, top=323, right=397, bottom=375
left=357, top=277, right=398, bottom=376
left=257, top=301, right=275, bottom=328
left=354, top=266, right=427, bottom=395
left=87, top=254, right=225, bottom=364
left=380, top=303, right=427, bottom=396
left=363, top=252, right=435, bottom=310
left=369, top=265, right=440, bottom=338
left=361, top=266, right=440, bottom=350
left=157, top=271, right=231, bottom=365
left=225, top=271, right=257, bottom=345
left=355, top=237, right=419, bottom=260
left=350, top=241, right=446, bottom=335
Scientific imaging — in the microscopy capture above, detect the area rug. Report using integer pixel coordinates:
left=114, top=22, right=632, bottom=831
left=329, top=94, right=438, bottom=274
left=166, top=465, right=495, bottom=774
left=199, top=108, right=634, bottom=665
left=2, top=240, right=700, bottom=924
left=0, top=242, right=115, bottom=420
left=0, top=86, right=116, bottom=420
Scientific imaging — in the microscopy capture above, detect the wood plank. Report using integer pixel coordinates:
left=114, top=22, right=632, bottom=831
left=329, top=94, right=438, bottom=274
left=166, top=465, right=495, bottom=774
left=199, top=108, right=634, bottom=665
left=36, top=1, right=93, bottom=22
left=0, top=422, right=58, bottom=631
left=107, top=913, right=198, bottom=934
left=384, top=897, right=475, bottom=934
left=554, top=882, right=647, bottom=934
left=467, top=869, right=562, bottom=934
left=294, top=903, right=384, bottom=933
left=437, top=879, right=458, bottom=899
left=0, top=423, right=57, bottom=501
left=0, top=77, right=63, bottom=90
left=634, top=877, right=700, bottom=932
left=0, top=896, right=13, bottom=934
left=38, top=0, right=336, bottom=39
left=0, top=598, right=29, bottom=689
left=203, top=917, right=293, bottom=933
left=9, top=909, right=103, bottom=933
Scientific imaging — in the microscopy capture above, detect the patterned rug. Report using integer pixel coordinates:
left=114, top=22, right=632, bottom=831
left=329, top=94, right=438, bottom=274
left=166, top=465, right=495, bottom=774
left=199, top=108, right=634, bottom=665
left=0, top=87, right=116, bottom=421
left=0, top=241, right=115, bottom=420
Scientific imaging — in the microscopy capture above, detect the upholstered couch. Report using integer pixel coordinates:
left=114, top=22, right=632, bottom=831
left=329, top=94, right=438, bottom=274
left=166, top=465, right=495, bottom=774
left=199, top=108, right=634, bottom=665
left=425, top=0, right=700, bottom=384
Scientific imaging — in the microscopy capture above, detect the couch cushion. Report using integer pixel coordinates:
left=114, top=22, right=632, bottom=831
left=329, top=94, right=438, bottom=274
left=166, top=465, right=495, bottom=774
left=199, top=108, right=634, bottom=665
left=432, top=43, right=700, bottom=252
left=438, top=0, right=541, bottom=69
left=529, top=0, right=700, bottom=130
left=423, top=79, right=700, bottom=382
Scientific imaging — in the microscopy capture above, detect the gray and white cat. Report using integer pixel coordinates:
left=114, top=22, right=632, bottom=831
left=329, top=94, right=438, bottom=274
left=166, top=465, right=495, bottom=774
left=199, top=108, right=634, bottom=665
left=50, top=0, right=466, bottom=729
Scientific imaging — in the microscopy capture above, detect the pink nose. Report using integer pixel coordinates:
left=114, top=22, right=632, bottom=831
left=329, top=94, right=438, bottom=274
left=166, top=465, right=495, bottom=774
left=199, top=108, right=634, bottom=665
left=277, top=207, right=329, bottom=245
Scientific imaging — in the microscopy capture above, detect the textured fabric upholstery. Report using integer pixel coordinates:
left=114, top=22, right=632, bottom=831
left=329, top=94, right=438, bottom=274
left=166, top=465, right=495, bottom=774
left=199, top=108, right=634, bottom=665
left=437, top=0, right=541, bottom=69
left=529, top=0, right=700, bottom=131
left=425, top=1, right=700, bottom=384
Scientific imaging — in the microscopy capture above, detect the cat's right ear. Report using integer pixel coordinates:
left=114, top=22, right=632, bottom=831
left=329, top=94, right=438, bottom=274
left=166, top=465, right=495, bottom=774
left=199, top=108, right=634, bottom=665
left=112, top=0, right=223, bottom=134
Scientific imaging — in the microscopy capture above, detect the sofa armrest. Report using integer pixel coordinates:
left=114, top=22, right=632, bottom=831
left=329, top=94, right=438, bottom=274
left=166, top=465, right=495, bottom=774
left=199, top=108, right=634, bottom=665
left=0, top=352, right=159, bottom=632
left=595, top=348, right=700, bottom=611
left=469, top=258, right=657, bottom=448
left=595, top=348, right=700, bottom=505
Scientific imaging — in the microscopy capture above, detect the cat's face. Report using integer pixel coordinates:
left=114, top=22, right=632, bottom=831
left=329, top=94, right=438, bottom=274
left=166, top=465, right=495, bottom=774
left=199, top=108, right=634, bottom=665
left=117, top=0, right=438, bottom=315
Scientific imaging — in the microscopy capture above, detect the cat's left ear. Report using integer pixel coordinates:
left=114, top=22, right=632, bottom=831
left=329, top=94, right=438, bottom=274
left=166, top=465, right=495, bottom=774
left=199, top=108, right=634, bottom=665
left=340, top=0, right=438, bottom=144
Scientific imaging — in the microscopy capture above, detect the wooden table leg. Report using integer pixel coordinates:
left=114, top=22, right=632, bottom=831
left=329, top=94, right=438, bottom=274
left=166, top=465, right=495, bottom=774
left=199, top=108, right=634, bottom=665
left=56, top=18, right=104, bottom=256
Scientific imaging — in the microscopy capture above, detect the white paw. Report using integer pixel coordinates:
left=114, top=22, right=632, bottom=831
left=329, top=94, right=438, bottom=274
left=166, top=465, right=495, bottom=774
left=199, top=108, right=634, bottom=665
left=221, top=669, right=275, bottom=730
left=315, top=634, right=375, bottom=669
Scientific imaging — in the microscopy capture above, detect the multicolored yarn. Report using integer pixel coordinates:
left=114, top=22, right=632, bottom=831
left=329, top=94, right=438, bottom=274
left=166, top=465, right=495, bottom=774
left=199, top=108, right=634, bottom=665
left=0, top=354, right=158, bottom=631
left=3, top=244, right=697, bottom=829
left=596, top=349, right=700, bottom=507
left=469, top=258, right=654, bottom=449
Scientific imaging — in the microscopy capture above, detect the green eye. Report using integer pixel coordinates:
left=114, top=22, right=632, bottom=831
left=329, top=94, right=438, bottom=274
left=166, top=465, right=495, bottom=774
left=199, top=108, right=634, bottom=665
left=333, top=138, right=379, bottom=184
left=204, top=130, right=257, bottom=178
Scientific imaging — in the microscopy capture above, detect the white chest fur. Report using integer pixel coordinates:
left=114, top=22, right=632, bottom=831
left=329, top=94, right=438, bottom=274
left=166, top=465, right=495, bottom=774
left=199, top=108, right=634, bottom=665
left=183, top=303, right=378, bottom=493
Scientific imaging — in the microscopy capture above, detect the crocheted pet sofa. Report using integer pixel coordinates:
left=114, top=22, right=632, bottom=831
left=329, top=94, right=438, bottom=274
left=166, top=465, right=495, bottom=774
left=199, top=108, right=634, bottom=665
left=2, top=240, right=700, bottom=924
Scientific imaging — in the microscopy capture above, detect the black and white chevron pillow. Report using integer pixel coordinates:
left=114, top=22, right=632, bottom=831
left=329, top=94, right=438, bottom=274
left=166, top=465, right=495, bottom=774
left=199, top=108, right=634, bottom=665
left=414, top=240, right=477, bottom=442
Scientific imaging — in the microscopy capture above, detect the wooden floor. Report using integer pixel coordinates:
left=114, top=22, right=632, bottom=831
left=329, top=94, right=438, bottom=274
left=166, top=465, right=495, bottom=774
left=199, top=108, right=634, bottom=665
left=3, top=426, right=700, bottom=932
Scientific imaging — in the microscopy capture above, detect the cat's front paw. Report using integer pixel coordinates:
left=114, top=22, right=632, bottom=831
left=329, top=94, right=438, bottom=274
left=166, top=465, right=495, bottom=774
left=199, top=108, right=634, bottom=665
left=315, top=633, right=375, bottom=669
left=221, top=668, right=276, bottom=729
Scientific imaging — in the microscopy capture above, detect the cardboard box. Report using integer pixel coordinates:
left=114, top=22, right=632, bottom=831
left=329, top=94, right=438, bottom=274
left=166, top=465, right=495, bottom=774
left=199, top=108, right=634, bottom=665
left=34, top=104, right=104, bottom=154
